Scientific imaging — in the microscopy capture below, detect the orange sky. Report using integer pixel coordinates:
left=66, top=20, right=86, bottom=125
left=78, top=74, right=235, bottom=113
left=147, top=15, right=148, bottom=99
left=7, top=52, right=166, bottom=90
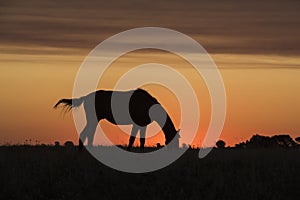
left=0, top=0, right=300, bottom=147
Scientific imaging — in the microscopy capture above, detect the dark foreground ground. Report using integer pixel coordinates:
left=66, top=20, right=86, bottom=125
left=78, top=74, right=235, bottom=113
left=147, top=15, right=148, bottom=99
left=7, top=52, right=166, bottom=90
left=1, top=146, right=300, bottom=200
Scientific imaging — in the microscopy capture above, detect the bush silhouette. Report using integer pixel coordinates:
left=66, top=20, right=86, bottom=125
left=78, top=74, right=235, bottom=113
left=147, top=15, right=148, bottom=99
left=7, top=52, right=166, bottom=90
left=54, top=141, right=60, bottom=147
left=235, top=134, right=299, bottom=149
left=216, top=140, right=226, bottom=149
left=64, top=141, right=74, bottom=147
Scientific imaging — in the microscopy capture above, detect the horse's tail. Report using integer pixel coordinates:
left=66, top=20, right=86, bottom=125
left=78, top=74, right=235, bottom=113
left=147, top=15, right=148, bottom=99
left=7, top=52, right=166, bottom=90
left=53, top=97, right=84, bottom=111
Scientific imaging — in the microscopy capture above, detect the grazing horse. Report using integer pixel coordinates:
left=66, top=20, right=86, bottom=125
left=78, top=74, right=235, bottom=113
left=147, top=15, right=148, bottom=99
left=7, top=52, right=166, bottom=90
left=54, top=89, right=180, bottom=150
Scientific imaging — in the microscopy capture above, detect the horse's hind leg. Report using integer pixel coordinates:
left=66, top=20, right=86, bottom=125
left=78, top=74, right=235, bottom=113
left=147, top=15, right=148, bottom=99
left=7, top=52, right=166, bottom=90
left=139, top=126, right=146, bottom=149
left=79, top=121, right=97, bottom=150
left=79, top=100, right=98, bottom=150
left=127, top=125, right=139, bottom=151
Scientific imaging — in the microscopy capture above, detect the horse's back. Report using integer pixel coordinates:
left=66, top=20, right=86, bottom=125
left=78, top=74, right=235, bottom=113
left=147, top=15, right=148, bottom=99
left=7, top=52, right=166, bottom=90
left=91, top=89, right=158, bottom=126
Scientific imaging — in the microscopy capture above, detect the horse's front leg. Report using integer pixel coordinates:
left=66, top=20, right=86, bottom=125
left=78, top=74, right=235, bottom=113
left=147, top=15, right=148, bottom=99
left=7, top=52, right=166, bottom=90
left=127, top=125, right=139, bottom=151
left=139, top=126, right=146, bottom=149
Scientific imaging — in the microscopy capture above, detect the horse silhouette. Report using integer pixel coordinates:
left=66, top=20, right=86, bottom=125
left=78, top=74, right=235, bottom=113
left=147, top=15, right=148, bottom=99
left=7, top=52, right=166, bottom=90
left=54, top=89, right=180, bottom=150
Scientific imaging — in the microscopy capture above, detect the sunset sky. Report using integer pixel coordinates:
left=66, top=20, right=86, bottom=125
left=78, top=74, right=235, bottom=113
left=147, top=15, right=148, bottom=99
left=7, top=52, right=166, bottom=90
left=1, top=0, right=300, bottom=147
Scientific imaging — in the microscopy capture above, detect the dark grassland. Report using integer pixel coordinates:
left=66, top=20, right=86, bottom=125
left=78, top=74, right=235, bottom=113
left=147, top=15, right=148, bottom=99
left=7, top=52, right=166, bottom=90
left=1, top=146, right=300, bottom=200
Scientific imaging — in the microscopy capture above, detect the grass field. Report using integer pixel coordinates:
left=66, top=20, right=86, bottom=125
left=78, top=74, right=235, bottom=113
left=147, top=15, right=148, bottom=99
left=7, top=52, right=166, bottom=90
left=1, top=146, right=300, bottom=199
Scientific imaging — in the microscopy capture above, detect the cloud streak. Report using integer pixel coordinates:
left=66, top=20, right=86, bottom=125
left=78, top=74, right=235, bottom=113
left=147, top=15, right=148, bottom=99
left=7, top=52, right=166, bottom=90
left=1, top=0, right=300, bottom=56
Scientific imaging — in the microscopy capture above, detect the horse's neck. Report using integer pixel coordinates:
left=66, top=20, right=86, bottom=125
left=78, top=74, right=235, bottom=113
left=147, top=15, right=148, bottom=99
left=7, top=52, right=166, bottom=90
left=161, top=114, right=176, bottom=137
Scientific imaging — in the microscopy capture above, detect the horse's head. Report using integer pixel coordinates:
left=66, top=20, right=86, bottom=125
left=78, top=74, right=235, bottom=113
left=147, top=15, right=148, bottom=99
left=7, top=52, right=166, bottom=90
left=165, top=129, right=180, bottom=148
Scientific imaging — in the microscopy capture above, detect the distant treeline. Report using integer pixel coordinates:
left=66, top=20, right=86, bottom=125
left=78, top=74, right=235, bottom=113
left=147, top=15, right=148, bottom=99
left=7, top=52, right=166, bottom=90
left=233, top=134, right=300, bottom=149
left=2, top=134, right=300, bottom=149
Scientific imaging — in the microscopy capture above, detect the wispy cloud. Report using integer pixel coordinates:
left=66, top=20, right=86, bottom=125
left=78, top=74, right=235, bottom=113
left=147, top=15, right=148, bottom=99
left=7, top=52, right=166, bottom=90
left=1, top=0, right=300, bottom=56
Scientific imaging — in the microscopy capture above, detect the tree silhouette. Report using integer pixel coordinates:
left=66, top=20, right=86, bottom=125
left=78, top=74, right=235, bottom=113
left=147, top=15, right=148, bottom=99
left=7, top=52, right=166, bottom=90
left=235, top=134, right=299, bottom=149
left=216, top=140, right=226, bottom=149
left=64, top=141, right=74, bottom=147
left=54, top=141, right=60, bottom=147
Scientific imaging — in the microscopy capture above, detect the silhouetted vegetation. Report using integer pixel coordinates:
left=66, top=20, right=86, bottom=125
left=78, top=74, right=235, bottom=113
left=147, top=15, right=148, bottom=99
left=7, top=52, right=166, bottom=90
left=235, top=134, right=299, bottom=149
left=1, top=134, right=300, bottom=199
left=1, top=143, right=300, bottom=199
left=64, top=141, right=74, bottom=147
left=216, top=140, right=226, bottom=149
